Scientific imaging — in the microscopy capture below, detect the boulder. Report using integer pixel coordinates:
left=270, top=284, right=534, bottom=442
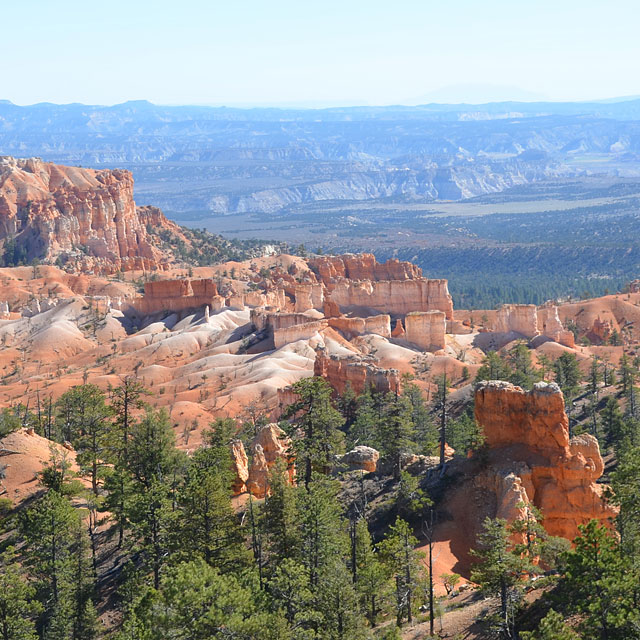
left=339, top=446, right=380, bottom=472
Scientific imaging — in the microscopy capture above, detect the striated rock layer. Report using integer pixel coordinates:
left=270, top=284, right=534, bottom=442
left=0, top=156, right=177, bottom=271
left=474, top=381, right=616, bottom=540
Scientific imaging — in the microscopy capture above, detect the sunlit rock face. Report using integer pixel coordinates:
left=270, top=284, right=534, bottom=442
left=475, top=380, right=617, bottom=540
left=0, top=156, right=177, bottom=272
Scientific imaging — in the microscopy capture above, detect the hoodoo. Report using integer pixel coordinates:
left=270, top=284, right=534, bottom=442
left=474, top=380, right=616, bottom=540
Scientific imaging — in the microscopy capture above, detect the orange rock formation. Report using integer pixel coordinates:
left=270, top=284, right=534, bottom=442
left=475, top=380, right=616, bottom=540
left=135, top=278, right=225, bottom=315
left=405, top=310, right=446, bottom=351
left=245, top=424, right=295, bottom=498
left=539, top=306, right=575, bottom=348
left=310, top=253, right=421, bottom=282
left=328, top=314, right=391, bottom=339
left=328, top=279, right=454, bottom=319
left=494, top=304, right=539, bottom=337
left=313, top=346, right=401, bottom=396
left=230, top=439, right=249, bottom=494
left=0, top=157, right=176, bottom=272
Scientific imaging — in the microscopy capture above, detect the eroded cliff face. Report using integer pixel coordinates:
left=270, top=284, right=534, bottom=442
left=0, top=157, right=174, bottom=271
left=494, top=304, right=539, bottom=337
left=405, top=311, right=446, bottom=351
left=135, top=278, right=225, bottom=315
left=474, top=381, right=616, bottom=540
left=328, top=279, right=454, bottom=319
left=313, top=346, right=401, bottom=396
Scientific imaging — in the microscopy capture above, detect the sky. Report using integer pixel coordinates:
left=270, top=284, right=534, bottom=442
left=2, top=0, right=639, bottom=107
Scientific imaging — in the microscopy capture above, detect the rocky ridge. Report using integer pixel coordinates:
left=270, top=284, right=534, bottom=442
left=0, top=157, right=178, bottom=271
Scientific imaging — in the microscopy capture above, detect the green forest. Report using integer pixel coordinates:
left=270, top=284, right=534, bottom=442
left=1, top=345, right=640, bottom=639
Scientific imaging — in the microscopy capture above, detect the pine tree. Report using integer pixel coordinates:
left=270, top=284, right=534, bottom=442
left=379, top=518, right=424, bottom=627
left=349, top=387, right=380, bottom=448
left=299, top=475, right=348, bottom=589
left=65, top=385, right=112, bottom=495
left=125, top=409, right=183, bottom=589
left=283, top=377, right=345, bottom=488
left=122, top=559, right=290, bottom=640
left=262, top=461, right=301, bottom=566
left=475, top=351, right=511, bottom=382
left=353, top=519, right=387, bottom=628
left=553, top=352, right=582, bottom=401
left=379, top=393, right=415, bottom=479
left=0, top=547, right=41, bottom=640
left=336, top=382, right=358, bottom=436
left=20, top=491, right=97, bottom=640
left=470, top=517, right=534, bottom=639
left=520, top=610, right=579, bottom=639
left=560, top=520, right=639, bottom=640
left=70, top=523, right=100, bottom=640
left=403, top=382, right=437, bottom=456
left=268, top=558, right=315, bottom=631
left=507, top=343, right=542, bottom=390
left=435, top=374, right=449, bottom=467
left=600, top=396, right=626, bottom=449
left=107, top=377, right=148, bottom=546
left=316, top=560, right=366, bottom=640
left=178, top=437, right=250, bottom=572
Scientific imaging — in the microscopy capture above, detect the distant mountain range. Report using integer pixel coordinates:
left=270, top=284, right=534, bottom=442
left=2, top=98, right=640, bottom=216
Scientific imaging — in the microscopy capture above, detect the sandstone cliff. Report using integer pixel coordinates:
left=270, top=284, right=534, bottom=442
left=474, top=380, right=616, bottom=540
left=328, top=279, right=454, bottom=319
left=134, top=278, right=225, bottom=315
left=0, top=157, right=175, bottom=271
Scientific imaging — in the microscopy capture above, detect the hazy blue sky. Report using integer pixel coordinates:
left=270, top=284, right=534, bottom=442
left=3, top=0, right=638, bottom=106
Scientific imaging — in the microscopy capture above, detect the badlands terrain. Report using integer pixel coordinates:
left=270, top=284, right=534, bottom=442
left=0, top=156, right=632, bottom=637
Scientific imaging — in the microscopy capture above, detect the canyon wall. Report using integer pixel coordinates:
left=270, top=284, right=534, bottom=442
left=474, top=381, right=616, bottom=540
left=274, top=320, right=327, bottom=349
left=328, top=314, right=391, bottom=339
left=0, top=157, right=172, bottom=271
left=538, top=306, right=575, bottom=348
left=293, top=283, right=324, bottom=312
